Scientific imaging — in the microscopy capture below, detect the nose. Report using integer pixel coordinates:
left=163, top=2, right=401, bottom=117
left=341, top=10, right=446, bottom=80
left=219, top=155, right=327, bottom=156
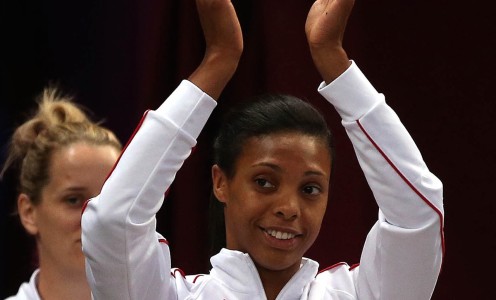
left=273, top=191, right=300, bottom=221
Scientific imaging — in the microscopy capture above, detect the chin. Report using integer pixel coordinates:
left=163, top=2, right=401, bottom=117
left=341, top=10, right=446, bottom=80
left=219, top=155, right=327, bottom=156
left=253, top=251, right=302, bottom=272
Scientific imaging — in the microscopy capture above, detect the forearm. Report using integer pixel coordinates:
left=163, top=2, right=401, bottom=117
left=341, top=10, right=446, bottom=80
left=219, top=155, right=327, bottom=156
left=190, top=0, right=243, bottom=100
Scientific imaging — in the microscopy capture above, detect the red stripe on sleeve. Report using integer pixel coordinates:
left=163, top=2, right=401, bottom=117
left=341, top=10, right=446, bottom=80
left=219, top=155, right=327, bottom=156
left=81, top=110, right=151, bottom=214
left=104, top=110, right=151, bottom=182
left=356, top=120, right=445, bottom=265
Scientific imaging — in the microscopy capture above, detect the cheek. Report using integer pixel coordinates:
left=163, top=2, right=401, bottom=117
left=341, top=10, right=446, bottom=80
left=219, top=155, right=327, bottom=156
left=39, top=208, right=82, bottom=236
left=227, top=179, right=253, bottom=208
left=65, top=209, right=83, bottom=229
left=227, top=196, right=253, bottom=221
left=304, top=202, right=327, bottom=233
left=225, top=189, right=268, bottom=231
left=232, top=189, right=271, bottom=217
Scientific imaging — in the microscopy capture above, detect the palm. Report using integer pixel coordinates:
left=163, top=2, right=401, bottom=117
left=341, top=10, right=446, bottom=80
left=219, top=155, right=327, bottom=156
left=305, top=0, right=354, bottom=48
left=305, top=0, right=354, bottom=83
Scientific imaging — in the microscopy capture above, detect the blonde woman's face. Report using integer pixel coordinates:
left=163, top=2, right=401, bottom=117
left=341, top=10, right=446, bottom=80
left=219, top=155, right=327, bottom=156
left=33, top=142, right=120, bottom=274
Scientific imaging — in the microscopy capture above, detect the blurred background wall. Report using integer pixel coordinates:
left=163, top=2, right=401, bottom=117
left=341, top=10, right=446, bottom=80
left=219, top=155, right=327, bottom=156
left=1, top=0, right=494, bottom=298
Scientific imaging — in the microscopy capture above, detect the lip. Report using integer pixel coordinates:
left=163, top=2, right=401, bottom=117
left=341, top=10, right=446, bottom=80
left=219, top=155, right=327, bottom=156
left=260, top=226, right=302, bottom=250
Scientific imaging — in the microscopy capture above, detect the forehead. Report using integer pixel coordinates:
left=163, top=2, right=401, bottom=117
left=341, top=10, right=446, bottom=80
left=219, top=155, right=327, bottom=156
left=242, top=132, right=331, bottom=155
left=46, top=142, right=118, bottom=188
left=236, top=132, right=332, bottom=175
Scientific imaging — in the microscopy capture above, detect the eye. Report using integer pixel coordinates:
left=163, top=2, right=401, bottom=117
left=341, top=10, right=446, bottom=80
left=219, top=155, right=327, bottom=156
left=65, top=195, right=84, bottom=207
left=302, top=185, right=321, bottom=195
left=254, top=178, right=275, bottom=189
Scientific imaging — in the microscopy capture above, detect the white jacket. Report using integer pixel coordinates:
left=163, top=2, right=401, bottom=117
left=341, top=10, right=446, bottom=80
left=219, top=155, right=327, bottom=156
left=5, top=270, right=41, bottom=300
left=82, top=61, right=444, bottom=300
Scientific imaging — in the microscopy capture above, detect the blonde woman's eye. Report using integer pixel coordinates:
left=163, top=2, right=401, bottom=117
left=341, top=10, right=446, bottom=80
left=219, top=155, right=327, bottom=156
left=66, top=196, right=83, bottom=206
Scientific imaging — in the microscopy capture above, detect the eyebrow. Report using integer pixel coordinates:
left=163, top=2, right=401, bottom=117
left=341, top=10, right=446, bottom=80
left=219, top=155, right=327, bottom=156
left=252, top=162, right=282, bottom=172
left=304, top=170, right=327, bottom=177
left=251, top=162, right=327, bottom=177
left=62, top=186, right=87, bottom=192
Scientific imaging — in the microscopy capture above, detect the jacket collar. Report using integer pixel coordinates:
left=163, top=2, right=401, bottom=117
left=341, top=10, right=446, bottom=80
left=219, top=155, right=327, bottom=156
left=210, top=249, right=319, bottom=299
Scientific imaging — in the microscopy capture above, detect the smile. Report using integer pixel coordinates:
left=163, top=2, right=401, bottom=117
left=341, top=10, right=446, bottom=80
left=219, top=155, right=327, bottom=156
left=265, top=229, right=296, bottom=240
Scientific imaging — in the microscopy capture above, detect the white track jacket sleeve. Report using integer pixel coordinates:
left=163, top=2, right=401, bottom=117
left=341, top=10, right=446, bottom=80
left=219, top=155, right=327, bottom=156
left=317, top=61, right=444, bottom=299
left=81, top=80, right=217, bottom=300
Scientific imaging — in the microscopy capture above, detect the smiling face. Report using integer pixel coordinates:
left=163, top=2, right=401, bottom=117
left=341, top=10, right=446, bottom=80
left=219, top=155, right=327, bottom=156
left=212, top=132, right=331, bottom=275
left=18, top=142, right=120, bottom=275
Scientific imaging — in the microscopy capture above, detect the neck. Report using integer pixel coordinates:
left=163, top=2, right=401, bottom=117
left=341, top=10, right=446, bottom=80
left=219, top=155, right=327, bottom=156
left=37, top=254, right=91, bottom=300
left=255, top=262, right=300, bottom=300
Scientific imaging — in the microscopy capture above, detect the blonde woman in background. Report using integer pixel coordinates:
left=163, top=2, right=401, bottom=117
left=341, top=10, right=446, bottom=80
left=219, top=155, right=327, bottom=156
left=2, top=88, right=121, bottom=300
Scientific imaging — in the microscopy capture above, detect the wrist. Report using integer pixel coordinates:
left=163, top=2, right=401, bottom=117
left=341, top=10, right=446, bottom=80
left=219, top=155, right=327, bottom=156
left=310, top=46, right=350, bottom=84
left=188, top=51, right=241, bottom=100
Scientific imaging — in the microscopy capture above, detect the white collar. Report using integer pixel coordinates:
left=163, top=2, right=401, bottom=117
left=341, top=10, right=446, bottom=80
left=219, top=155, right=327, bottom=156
left=210, top=249, right=319, bottom=299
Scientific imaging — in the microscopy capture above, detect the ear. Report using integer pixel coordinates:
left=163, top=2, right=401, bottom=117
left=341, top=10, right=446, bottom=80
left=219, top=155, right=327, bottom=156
left=18, top=193, right=39, bottom=235
left=212, top=164, right=229, bottom=205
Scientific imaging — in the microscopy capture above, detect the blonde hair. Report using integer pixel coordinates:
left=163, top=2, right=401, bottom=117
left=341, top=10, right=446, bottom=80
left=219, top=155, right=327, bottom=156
left=1, top=86, right=122, bottom=205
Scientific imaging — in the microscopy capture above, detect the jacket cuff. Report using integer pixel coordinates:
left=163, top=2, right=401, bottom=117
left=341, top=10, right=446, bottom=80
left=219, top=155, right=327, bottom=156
left=318, top=61, right=383, bottom=122
left=156, top=80, right=217, bottom=139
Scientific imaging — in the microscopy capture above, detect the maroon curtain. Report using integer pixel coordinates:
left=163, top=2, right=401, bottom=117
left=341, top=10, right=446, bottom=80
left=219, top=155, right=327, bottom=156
left=1, top=0, right=494, bottom=299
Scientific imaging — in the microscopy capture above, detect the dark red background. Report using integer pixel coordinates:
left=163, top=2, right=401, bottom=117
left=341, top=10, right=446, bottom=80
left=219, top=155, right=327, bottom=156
left=1, top=0, right=494, bottom=299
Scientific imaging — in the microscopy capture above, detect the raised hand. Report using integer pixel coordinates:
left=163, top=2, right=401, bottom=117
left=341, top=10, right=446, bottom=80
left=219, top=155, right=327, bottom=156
left=189, top=0, right=243, bottom=100
left=305, top=0, right=354, bottom=83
